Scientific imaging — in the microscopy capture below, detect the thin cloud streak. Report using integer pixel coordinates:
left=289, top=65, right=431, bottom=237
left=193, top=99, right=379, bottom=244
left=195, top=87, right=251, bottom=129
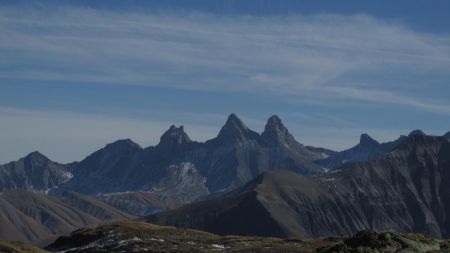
left=1, top=7, right=450, bottom=114
left=329, top=87, right=450, bottom=115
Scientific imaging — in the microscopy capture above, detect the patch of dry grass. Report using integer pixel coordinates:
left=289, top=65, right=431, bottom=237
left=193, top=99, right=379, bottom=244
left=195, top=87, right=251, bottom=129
left=0, top=241, right=49, bottom=253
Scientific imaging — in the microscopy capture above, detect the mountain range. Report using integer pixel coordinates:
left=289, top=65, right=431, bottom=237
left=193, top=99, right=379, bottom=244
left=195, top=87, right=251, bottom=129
left=1, top=113, right=449, bottom=248
left=147, top=133, right=450, bottom=239
left=1, top=114, right=412, bottom=201
left=51, top=114, right=326, bottom=197
left=316, top=133, right=407, bottom=170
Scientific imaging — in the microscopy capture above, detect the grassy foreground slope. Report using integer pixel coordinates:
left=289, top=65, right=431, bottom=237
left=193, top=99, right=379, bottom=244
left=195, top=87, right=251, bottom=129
left=0, top=241, right=49, bottom=253
left=44, top=221, right=450, bottom=253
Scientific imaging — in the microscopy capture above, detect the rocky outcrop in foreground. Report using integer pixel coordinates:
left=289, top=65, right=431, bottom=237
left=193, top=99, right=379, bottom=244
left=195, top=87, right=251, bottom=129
left=45, top=221, right=450, bottom=253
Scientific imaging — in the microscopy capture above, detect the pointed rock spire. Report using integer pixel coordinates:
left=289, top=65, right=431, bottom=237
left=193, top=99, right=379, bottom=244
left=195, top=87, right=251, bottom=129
left=223, top=113, right=247, bottom=131
left=159, top=125, right=192, bottom=148
left=265, top=115, right=285, bottom=132
left=359, top=134, right=379, bottom=147
left=215, top=114, right=259, bottom=142
left=23, top=151, right=49, bottom=162
left=262, top=115, right=293, bottom=144
left=25, top=150, right=45, bottom=158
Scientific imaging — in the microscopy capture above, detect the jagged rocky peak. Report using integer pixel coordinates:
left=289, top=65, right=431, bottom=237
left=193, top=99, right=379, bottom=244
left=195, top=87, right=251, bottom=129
left=24, top=151, right=47, bottom=160
left=409, top=129, right=426, bottom=137
left=22, top=151, right=51, bottom=164
left=443, top=131, right=450, bottom=138
left=223, top=113, right=247, bottom=131
left=262, top=115, right=292, bottom=144
left=216, top=113, right=258, bottom=142
left=159, top=125, right=192, bottom=147
left=264, top=115, right=287, bottom=134
left=359, top=133, right=379, bottom=147
left=397, top=130, right=436, bottom=150
left=104, top=139, right=141, bottom=152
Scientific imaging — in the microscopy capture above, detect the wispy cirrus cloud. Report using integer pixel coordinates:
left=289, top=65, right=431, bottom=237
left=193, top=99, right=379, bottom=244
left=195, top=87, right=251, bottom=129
left=1, top=6, right=450, bottom=114
left=1, top=4, right=450, bottom=162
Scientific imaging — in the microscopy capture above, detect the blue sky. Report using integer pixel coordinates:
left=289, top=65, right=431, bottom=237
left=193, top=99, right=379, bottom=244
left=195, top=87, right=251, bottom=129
left=1, top=0, right=450, bottom=163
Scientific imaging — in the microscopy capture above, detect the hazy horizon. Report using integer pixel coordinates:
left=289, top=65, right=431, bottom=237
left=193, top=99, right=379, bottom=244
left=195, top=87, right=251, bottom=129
left=1, top=0, right=450, bottom=163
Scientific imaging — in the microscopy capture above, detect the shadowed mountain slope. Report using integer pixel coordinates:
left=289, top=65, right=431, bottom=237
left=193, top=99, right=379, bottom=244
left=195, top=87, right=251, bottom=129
left=99, top=191, right=167, bottom=216
left=315, top=133, right=407, bottom=169
left=147, top=134, right=450, bottom=239
left=0, top=190, right=134, bottom=243
left=0, top=152, right=72, bottom=193
left=52, top=114, right=324, bottom=198
left=0, top=196, right=50, bottom=242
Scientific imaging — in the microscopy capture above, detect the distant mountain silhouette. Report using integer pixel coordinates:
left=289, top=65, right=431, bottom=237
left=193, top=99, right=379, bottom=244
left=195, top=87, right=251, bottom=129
left=1, top=114, right=445, bottom=243
left=49, top=114, right=324, bottom=199
left=315, top=133, right=407, bottom=169
left=0, top=152, right=72, bottom=193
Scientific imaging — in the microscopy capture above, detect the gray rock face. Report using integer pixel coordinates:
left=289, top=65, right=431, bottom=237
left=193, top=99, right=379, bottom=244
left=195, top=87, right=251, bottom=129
left=305, top=146, right=337, bottom=159
left=0, top=152, right=72, bottom=193
left=158, top=125, right=192, bottom=149
left=51, top=114, right=323, bottom=198
left=214, top=113, right=260, bottom=144
left=262, top=115, right=292, bottom=145
left=50, top=139, right=144, bottom=195
left=147, top=134, right=450, bottom=239
left=262, top=115, right=324, bottom=161
left=200, top=114, right=323, bottom=192
left=148, top=162, right=210, bottom=207
left=316, top=133, right=407, bottom=169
